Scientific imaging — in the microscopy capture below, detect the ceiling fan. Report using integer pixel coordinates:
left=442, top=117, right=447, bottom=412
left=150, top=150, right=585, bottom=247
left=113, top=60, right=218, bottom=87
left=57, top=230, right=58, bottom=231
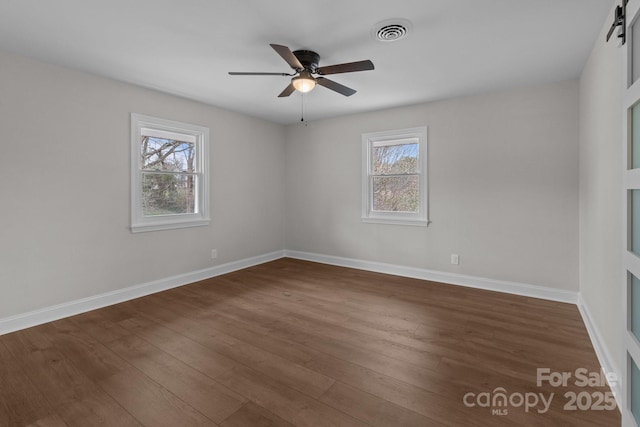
left=229, top=44, right=374, bottom=97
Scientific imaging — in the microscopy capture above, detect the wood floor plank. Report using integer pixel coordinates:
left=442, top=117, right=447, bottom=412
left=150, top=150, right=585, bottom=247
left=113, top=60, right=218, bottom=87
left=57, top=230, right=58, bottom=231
left=16, top=348, right=99, bottom=406
left=56, top=393, right=143, bottom=427
left=2, top=333, right=143, bottom=427
left=117, top=314, right=240, bottom=380
left=98, top=367, right=217, bottom=427
left=305, top=351, right=517, bottom=427
left=215, top=366, right=310, bottom=421
left=42, top=319, right=129, bottom=382
left=70, top=306, right=133, bottom=344
left=290, top=400, right=373, bottom=427
left=108, top=333, right=246, bottom=423
left=220, top=402, right=294, bottom=427
left=216, top=366, right=369, bottom=427
left=179, top=323, right=336, bottom=399
left=319, top=381, right=444, bottom=427
left=25, top=414, right=69, bottom=427
left=0, top=341, right=56, bottom=426
left=193, top=310, right=316, bottom=366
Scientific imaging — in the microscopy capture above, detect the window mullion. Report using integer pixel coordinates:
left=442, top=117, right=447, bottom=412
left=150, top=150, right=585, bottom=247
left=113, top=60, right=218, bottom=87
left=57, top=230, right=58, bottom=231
left=140, top=170, right=197, bottom=176
left=373, top=172, right=420, bottom=178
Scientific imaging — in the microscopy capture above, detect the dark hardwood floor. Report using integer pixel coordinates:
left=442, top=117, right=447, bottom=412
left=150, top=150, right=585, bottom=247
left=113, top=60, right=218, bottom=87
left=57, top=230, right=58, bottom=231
left=0, top=258, right=621, bottom=426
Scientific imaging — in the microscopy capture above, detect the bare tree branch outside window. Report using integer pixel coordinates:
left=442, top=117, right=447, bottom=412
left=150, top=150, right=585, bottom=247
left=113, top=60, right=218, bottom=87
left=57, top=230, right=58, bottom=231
left=141, top=136, right=196, bottom=216
left=372, top=143, right=419, bottom=212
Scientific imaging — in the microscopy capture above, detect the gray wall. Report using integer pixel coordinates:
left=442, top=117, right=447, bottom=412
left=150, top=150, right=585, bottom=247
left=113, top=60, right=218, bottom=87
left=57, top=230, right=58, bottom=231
left=579, top=2, right=623, bottom=379
left=285, top=81, right=580, bottom=290
left=0, top=50, right=286, bottom=318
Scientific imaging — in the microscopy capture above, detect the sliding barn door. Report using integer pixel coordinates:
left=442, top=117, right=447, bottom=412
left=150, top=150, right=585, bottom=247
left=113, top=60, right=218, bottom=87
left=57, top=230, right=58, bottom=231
left=623, top=1, right=640, bottom=425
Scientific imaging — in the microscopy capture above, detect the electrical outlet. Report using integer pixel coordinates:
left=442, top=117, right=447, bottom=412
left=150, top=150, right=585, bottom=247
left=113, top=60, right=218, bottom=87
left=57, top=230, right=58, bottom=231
left=211, top=249, right=217, bottom=259
left=451, top=254, right=459, bottom=265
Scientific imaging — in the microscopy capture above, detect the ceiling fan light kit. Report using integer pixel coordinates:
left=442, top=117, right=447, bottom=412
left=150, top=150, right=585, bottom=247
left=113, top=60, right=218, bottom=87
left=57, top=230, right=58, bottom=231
left=229, top=43, right=374, bottom=98
left=292, top=69, right=316, bottom=93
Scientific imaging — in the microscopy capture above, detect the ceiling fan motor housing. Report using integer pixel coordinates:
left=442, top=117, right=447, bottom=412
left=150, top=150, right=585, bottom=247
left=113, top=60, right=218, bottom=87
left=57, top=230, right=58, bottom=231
left=293, top=50, right=320, bottom=72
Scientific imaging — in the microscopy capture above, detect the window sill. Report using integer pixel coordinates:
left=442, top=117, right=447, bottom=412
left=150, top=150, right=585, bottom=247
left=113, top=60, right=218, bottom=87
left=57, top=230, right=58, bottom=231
left=362, top=217, right=430, bottom=227
left=131, top=218, right=210, bottom=233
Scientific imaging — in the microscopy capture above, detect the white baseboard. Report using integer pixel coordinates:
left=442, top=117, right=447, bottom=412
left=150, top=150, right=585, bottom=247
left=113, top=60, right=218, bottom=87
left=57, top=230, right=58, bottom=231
left=0, top=250, right=285, bottom=336
left=284, top=250, right=579, bottom=304
left=577, top=295, right=624, bottom=412
left=0, top=248, right=580, bottom=335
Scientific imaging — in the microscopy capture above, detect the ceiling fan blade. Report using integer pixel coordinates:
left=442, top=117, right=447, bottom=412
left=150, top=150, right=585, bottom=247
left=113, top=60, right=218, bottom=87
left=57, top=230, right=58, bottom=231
left=270, top=44, right=304, bottom=70
left=316, top=77, right=356, bottom=96
left=278, top=83, right=296, bottom=98
left=229, top=72, right=291, bottom=76
left=317, top=60, right=374, bottom=75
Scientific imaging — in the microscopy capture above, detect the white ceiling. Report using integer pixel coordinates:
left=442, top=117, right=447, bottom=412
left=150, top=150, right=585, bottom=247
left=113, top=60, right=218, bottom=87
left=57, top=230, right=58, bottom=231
left=0, top=0, right=613, bottom=124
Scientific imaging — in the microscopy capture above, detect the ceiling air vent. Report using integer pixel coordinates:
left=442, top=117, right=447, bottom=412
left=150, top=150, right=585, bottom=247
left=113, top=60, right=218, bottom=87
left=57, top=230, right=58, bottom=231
left=372, top=18, right=412, bottom=42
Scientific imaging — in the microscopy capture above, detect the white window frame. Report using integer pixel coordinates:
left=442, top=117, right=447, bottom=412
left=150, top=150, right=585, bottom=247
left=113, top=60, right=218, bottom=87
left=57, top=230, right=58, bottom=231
left=130, top=113, right=210, bottom=233
left=361, top=126, right=429, bottom=226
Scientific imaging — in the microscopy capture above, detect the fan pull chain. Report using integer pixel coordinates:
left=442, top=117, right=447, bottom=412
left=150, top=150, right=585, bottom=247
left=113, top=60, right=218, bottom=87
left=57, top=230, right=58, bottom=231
left=300, top=93, right=305, bottom=123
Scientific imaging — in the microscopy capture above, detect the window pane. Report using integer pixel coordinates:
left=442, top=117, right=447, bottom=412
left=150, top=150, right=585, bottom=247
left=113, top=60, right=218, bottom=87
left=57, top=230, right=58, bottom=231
left=373, top=143, right=418, bottom=175
left=142, top=173, right=196, bottom=216
left=373, top=175, right=419, bottom=212
left=632, top=190, right=640, bottom=256
left=141, top=137, right=195, bottom=173
left=633, top=18, right=640, bottom=85
left=633, top=356, right=640, bottom=426
left=633, top=104, right=640, bottom=169
left=632, top=274, right=640, bottom=343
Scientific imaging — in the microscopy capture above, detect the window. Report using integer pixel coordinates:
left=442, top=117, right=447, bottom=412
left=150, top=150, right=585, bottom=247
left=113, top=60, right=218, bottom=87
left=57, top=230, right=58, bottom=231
left=131, top=113, right=209, bottom=233
left=362, top=126, right=428, bottom=226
